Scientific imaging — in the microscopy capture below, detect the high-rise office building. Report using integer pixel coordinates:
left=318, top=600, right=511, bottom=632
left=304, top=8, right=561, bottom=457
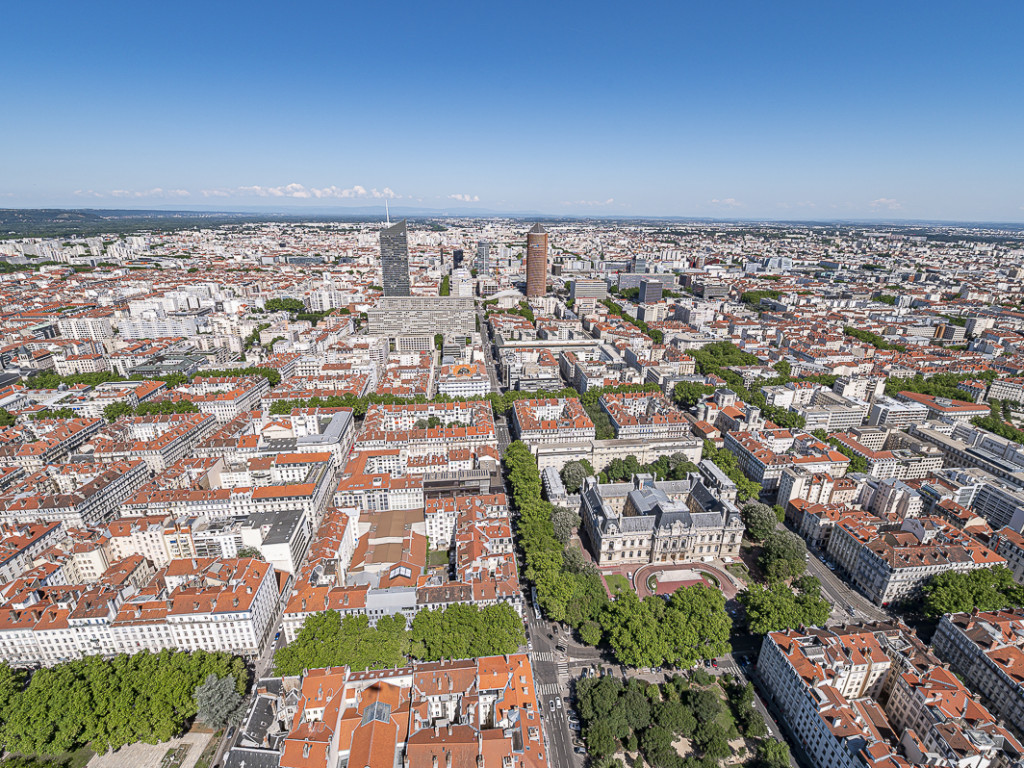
left=477, top=241, right=490, bottom=274
left=381, top=220, right=411, bottom=297
left=525, top=224, right=547, bottom=298
left=452, top=249, right=464, bottom=268
left=639, top=279, right=663, bottom=304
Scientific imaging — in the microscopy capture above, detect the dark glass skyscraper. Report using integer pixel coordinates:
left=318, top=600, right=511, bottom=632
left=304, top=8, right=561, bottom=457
left=381, top=219, right=411, bottom=297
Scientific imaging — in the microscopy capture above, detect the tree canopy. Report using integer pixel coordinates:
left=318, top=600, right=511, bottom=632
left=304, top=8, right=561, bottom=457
left=275, top=603, right=525, bottom=674
left=923, top=565, right=1024, bottom=617
left=741, top=503, right=777, bottom=542
left=759, top=530, right=807, bottom=582
left=739, top=579, right=830, bottom=634
left=0, top=650, right=246, bottom=755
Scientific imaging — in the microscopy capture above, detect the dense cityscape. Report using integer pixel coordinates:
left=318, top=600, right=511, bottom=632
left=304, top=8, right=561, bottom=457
left=0, top=215, right=1023, bottom=768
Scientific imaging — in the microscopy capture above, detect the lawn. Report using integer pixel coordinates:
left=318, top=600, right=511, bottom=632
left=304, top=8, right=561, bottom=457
left=427, top=548, right=451, bottom=567
left=159, top=745, right=191, bottom=768
left=605, top=573, right=632, bottom=596
left=725, top=563, right=750, bottom=583
left=6, top=749, right=97, bottom=768
left=193, top=731, right=222, bottom=768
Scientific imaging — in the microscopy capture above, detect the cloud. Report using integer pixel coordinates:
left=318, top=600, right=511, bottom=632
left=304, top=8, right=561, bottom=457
left=74, top=189, right=105, bottom=198
left=869, top=197, right=902, bottom=210
left=710, top=198, right=741, bottom=208
left=108, top=188, right=190, bottom=199
left=448, top=193, right=480, bottom=203
left=563, top=198, right=615, bottom=207
left=228, top=183, right=399, bottom=200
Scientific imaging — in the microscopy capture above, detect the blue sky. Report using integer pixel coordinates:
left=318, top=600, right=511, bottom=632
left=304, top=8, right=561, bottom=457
left=2, top=1, right=1022, bottom=221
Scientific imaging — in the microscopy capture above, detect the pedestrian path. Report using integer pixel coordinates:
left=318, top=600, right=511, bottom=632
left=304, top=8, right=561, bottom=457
left=556, top=660, right=570, bottom=678
left=536, top=682, right=561, bottom=696
left=534, top=651, right=559, bottom=662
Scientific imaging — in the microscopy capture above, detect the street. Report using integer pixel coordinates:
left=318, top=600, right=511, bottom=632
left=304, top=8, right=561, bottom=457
left=804, top=551, right=891, bottom=624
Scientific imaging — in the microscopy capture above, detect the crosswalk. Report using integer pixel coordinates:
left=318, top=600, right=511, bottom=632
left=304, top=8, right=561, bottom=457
left=534, top=651, right=559, bottom=662
left=556, top=661, right=570, bottom=678
left=536, top=682, right=561, bottom=696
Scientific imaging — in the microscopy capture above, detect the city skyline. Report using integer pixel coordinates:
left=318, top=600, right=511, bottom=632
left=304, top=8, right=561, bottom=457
left=2, top=2, right=1022, bottom=221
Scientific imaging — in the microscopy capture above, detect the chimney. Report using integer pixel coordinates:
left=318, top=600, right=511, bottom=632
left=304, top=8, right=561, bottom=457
left=446, top=752, right=452, bottom=768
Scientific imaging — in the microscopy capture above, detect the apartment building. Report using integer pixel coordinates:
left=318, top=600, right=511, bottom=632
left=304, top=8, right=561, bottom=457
left=598, top=391, right=692, bottom=440
left=990, top=527, right=1024, bottom=583
left=356, top=401, right=497, bottom=457
left=895, top=391, right=990, bottom=425
left=723, top=429, right=850, bottom=495
left=0, top=557, right=284, bottom=665
left=0, top=460, right=150, bottom=529
left=435, top=363, right=491, bottom=398
left=826, top=514, right=1004, bottom=606
left=90, top=413, right=217, bottom=473
left=868, top=396, right=930, bottom=428
left=511, top=398, right=595, bottom=449
left=224, top=655, right=549, bottom=768
left=758, top=625, right=1021, bottom=768
left=932, top=609, right=1024, bottom=739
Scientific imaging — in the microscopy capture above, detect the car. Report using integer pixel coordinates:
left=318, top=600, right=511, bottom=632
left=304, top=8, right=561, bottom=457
left=574, top=747, right=587, bottom=755
left=704, top=659, right=712, bottom=668
left=550, top=700, right=556, bottom=712
left=570, top=722, right=581, bottom=731
left=556, top=698, right=562, bottom=709
left=711, top=659, right=718, bottom=668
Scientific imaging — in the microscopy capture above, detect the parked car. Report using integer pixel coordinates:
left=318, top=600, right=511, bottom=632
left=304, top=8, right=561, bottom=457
left=574, top=747, right=587, bottom=755
left=711, top=659, right=718, bottom=668
left=556, top=698, right=562, bottom=709
left=549, top=700, right=556, bottom=712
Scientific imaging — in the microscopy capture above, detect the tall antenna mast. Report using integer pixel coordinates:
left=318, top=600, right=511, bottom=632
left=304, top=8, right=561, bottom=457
left=385, top=200, right=390, bottom=226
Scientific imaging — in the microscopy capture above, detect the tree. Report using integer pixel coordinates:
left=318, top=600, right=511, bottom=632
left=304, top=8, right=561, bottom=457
left=586, top=718, right=621, bottom=759
left=760, top=530, right=807, bottom=581
left=756, top=739, right=791, bottom=768
left=274, top=612, right=408, bottom=674
left=600, top=591, right=670, bottom=668
left=689, top=688, right=724, bottom=724
left=408, top=603, right=524, bottom=661
left=579, top=620, right=602, bottom=646
left=653, top=699, right=691, bottom=734
left=264, top=298, right=306, bottom=313
left=739, top=580, right=830, bottom=634
left=237, top=546, right=264, bottom=560
left=663, top=585, right=732, bottom=667
left=639, top=724, right=677, bottom=768
left=560, top=460, right=591, bottom=494
left=194, top=673, right=244, bottom=728
left=673, top=381, right=715, bottom=409
left=742, top=503, right=777, bottom=541
left=0, top=408, right=16, bottom=427
left=621, top=681, right=652, bottom=731
left=551, top=506, right=581, bottom=544
left=0, top=649, right=247, bottom=755
left=923, top=565, right=1024, bottom=616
